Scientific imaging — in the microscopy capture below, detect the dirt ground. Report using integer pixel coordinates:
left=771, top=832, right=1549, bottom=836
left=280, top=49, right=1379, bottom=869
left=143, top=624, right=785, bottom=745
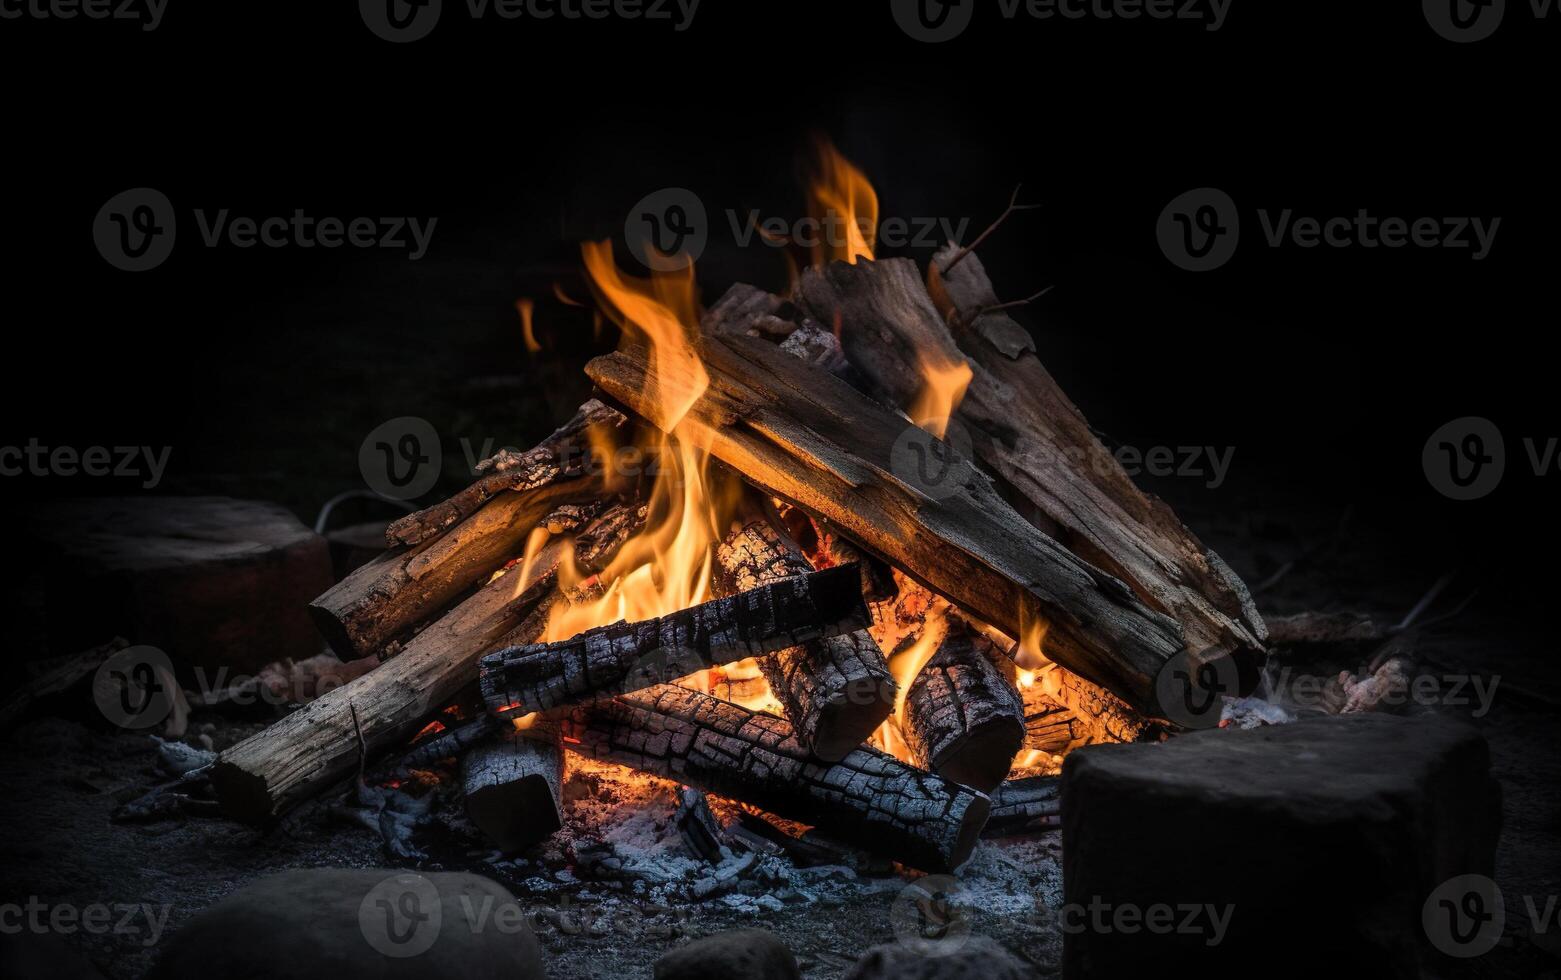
left=1, top=482, right=1556, bottom=979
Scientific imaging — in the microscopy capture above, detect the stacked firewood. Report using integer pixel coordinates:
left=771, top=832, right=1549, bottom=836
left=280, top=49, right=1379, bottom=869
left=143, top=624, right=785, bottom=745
left=209, top=242, right=1266, bottom=874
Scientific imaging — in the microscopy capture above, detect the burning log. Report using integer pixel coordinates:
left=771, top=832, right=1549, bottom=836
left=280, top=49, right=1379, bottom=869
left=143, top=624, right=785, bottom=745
left=1041, top=665, right=1154, bottom=745
left=461, top=725, right=565, bottom=853
left=1021, top=688, right=1078, bottom=755
left=478, top=564, right=871, bottom=717
left=982, top=774, right=1062, bottom=837
left=899, top=620, right=1025, bottom=793
left=210, top=534, right=578, bottom=824
left=562, top=684, right=990, bottom=874
left=308, top=400, right=627, bottom=660
left=713, top=499, right=895, bottom=761
left=823, top=251, right=1266, bottom=678
left=585, top=333, right=1185, bottom=718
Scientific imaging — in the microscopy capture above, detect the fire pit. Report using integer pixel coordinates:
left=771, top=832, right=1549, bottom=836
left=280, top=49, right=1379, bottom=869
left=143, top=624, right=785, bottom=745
left=6, top=138, right=1529, bottom=980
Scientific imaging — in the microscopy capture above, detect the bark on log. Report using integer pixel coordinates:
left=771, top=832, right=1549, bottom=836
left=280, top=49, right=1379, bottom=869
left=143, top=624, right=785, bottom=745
left=908, top=252, right=1264, bottom=674
left=461, top=725, right=565, bottom=853
left=386, top=400, right=625, bottom=547
left=479, top=564, right=871, bottom=717
left=585, top=334, right=1184, bottom=718
left=714, top=499, right=895, bottom=761
left=308, top=401, right=627, bottom=660
left=900, top=620, right=1025, bottom=794
left=982, top=775, right=1062, bottom=837
left=561, top=684, right=990, bottom=874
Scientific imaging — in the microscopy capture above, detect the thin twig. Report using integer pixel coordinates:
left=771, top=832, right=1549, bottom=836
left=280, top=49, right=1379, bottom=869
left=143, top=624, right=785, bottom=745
left=943, top=185, right=1042, bottom=273
left=969, top=285, right=1054, bottom=321
left=1391, top=572, right=1456, bottom=633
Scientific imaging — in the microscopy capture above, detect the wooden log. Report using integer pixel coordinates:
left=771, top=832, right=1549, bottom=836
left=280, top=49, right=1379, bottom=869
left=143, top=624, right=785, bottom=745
left=308, top=401, right=627, bottom=660
left=478, top=564, right=870, bottom=717
left=1041, top=665, right=1155, bottom=745
left=386, top=400, right=625, bottom=547
left=585, top=334, right=1184, bottom=718
left=893, top=251, right=1264, bottom=678
left=713, top=499, right=895, bottom=761
left=561, top=684, right=990, bottom=874
left=1021, top=687, right=1079, bottom=755
left=673, top=787, right=727, bottom=864
left=209, top=537, right=568, bottom=825
left=982, top=775, right=1062, bottom=837
left=900, top=620, right=1025, bottom=794
left=461, top=725, right=565, bottom=853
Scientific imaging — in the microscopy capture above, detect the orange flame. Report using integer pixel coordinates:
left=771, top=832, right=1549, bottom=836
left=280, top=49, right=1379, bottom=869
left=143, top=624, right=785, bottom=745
left=807, top=138, right=878, bottom=266
left=906, top=352, right=973, bottom=440
left=539, top=243, right=743, bottom=670
left=517, top=298, right=542, bottom=353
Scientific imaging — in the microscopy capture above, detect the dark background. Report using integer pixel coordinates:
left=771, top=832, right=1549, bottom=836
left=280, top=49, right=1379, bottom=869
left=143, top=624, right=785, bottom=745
left=3, top=1, right=1554, bottom=598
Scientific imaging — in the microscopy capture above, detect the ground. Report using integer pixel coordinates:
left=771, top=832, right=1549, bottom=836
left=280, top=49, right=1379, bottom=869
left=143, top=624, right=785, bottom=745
left=2, top=481, right=1556, bottom=978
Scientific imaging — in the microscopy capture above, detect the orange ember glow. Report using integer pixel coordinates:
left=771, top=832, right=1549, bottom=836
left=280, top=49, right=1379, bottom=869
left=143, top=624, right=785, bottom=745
left=807, top=138, right=878, bottom=267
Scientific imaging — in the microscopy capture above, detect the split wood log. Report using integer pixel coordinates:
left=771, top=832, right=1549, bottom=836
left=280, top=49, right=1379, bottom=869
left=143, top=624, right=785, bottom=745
left=461, top=725, right=565, bottom=853
left=585, top=334, right=1184, bottom=718
left=1040, top=665, right=1155, bottom=745
left=674, top=787, right=727, bottom=864
left=982, top=775, right=1061, bottom=837
left=211, top=490, right=646, bottom=824
left=1021, top=687, right=1078, bottom=755
left=713, top=498, right=895, bottom=761
left=479, top=564, right=870, bottom=717
left=209, top=538, right=569, bottom=824
left=309, top=401, right=627, bottom=660
left=862, top=250, right=1267, bottom=678
left=561, top=684, right=990, bottom=873
left=900, top=620, right=1025, bottom=794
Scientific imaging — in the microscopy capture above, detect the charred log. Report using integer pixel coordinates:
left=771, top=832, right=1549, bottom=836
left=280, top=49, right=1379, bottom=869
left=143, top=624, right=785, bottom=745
left=478, top=564, right=871, bottom=717
left=461, top=725, right=565, bottom=853
left=714, top=499, right=895, bottom=761
left=982, top=775, right=1062, bottom=837
left=900, top=621, right=1025, bottom=794
left=562, top=684, right=990, bottom=874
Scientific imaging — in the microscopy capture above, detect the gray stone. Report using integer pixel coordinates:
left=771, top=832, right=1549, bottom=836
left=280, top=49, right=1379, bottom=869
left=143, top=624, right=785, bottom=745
left=1061, top=713, right=1500, bottom=978
left=655, top=928, right=800, bottom=980
left=844, top=935, right=1031, bottom=980
left=148, top=869, right=542, bottom=980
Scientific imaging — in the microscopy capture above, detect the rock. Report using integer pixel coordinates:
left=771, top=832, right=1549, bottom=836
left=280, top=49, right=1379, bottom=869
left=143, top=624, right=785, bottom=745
left=147, top=869, right=542, bottom=980
left=24, top=497, right=334, bottom=673
left=1061, top=713, right=1500, bottom=978
left=655, top=928, right=800, bottom=980
left=844, top=936, right=1030, bottom=979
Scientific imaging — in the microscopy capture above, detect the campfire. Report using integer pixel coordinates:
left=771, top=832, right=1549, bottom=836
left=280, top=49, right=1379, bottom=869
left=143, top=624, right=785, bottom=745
left=208, top=140, right=1268, bottom=875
